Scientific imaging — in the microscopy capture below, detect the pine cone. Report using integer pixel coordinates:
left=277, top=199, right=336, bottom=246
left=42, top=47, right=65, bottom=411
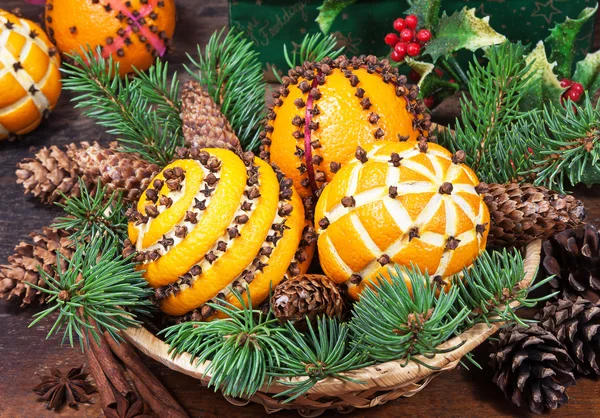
left=489, top=323, right=576, bottom=414
left=540, top=225, right=600, bottom=303
left=536, top=296, right=600, bottom=375
left=271, top=274, right=345, bottom=329
left=16, top=142, right=160, bottom=204
left=482, top=182, right=586, bottom=247
left=0, top=226, right=73, bottom=306
left=180, top=80, right=243, bottom=155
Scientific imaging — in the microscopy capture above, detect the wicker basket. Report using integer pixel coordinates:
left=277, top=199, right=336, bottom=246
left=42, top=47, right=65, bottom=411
left=123, top=240, right=542, bottom=417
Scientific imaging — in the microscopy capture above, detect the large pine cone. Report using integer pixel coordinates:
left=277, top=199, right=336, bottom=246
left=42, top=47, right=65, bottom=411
left=16, top=142, right=160, bottom=205
left=489, top=323, right=576, bottom=415
left=540, top=225, right=600, bottom=303
left=536, top=297, right=600, bottom=375
left=482, top=182, right=586, bottom=248
left=271, top=274, right=345, bottom=329
left=181, top=80, right=243, bottom=155
left=0, top=226, right=73, bottom=306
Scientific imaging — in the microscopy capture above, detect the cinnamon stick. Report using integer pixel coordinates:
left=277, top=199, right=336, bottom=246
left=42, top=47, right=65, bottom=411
left=105, top=334, right=189, bottom=417
left=88, top=332, right=131, bottom=395
left=85, top=339, right=116, bottom=408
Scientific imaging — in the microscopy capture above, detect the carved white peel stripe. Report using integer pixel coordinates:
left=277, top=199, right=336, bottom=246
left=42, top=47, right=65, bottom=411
left=368, top=148, right=420, bottom=163
left=413, top=193, right=443, bottom=228
left=0, top=95, right=28, bottom=116
left=383, top=198, right=413, bottom=232
left=326, top=187, right=385, bottom=224
left=426, top=153, right=445, bottom=181
left=0, top=18, right=49, bottom=113
left=451, top=193, right=478, bottom=224
left=323, top=234, right=354, bottom=276
left=385, top=164, right=399, bottom=185
left=350, top=213, right=381, bottom=257
left=399, top=159, right=439, bottom=183
left=347, top=164, right=360, bottom=197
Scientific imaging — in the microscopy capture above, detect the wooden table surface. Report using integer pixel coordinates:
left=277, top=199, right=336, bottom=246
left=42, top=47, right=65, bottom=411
left=1, top=1, right=600, bottom=417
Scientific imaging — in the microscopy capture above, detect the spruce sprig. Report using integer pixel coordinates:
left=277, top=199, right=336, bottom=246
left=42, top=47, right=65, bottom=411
left=520, top=96, right=600, bottom=192
left=440, top=42, right=535, bottom=184
left=52, top=178, right=128, bottom=245
left=161, top=292, right=286, bottom=398
left=28, top=240, right=153, bottom=350
left=62, top=48, right=183, bottom=166
left=451, top=249, right=556, bottom=331
left=349, top=265, right=470, bottom=368
left=186, top=28, right=266, bottom=152
left=284, top=32, right=344, bottom=70
left=271, top=317, right=371, bottom=402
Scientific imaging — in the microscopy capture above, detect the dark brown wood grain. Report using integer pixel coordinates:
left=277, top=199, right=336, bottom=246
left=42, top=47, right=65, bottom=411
left=1, top=2, right=600, bottom=417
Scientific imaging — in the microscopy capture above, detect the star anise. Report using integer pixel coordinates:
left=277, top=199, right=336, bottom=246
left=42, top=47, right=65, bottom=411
left=32, top=365, right=96, bottom=410
left=103, top=391, right=153, bottom=418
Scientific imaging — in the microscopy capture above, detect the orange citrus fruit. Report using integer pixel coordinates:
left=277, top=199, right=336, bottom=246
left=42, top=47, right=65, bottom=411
left=127, top=150, right=315, bottom=319
left=260, top=55, right=431, bottom=202
left=315, top=141, right=490, bottom=300
left=0, top=10, right=61, bottom=140
left=45, top=0, right=176, bottom=76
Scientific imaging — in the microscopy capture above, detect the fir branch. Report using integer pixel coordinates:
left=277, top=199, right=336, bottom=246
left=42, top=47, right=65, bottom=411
left=52, top=178, right=128, bottom=245
left=186, top=29, right=266, bottom=152
left=28, top=240, right=153, bottom=350
left=284, top=33, right=344, bottom=70
left=440, top=42, right=535, bottom=184
left=349, top=265, right=470, bottom=368
left=62, top=48, right=183, bottom=166
left=271, top=317, right=371, bottom=402
left=520, top=96, right=600, bottom=192
left=451, top=249, right=556, bottom=331
left=161, top=292, right=286, bottom=398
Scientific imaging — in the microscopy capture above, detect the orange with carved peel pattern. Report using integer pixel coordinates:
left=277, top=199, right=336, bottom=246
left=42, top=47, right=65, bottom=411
left=315, top=141, right=490, bottom=300
left=260, top=55, right=431, bottom=203
left=126, top=149, right=316, bottom=319
left=45, top=0, right=176, bottom=76
left=0, top=10, right=61, bottom=140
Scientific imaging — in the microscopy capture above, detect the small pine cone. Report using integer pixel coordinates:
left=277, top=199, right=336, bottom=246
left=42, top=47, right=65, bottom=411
left=483, top=182, right=586, bottom=247
left=536, top=296, right=600, bottom=375
left=17, top=142, right=159, bottom=204
left=16, top=143, right=85, bottom=204
left=181, top=80, right=243, bottom=155
left=489, top=323, right=576, bottom=415
left=540, top=225, right=600, bottom=303
left=271, top=274, right=345, bottom=329
left=0, top=226, right=73, bottom=306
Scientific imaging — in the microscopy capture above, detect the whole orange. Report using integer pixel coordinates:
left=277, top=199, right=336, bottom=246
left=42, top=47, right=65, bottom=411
left=0, top=10, right=61, bottom=140
left=315, top=141, right=490, bottom=300
left=45, top=0, right=176, bottom=76
left=127, top=150, right=315, bottom=319
left=260, top=55, right=431, bottom=203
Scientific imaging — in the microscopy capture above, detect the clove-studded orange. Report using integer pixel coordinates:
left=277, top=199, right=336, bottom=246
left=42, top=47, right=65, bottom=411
left=45, top=0, right=176, bottom=76
left=315, top=141, right=490, bottom=300
left=126, top=149, right=316, bottom=319
left=260, top=55, right=431, bottom=202
left=0, top=10, right=61, bottom=140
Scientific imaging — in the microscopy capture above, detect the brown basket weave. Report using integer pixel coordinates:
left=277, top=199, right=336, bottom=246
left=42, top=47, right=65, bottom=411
left=124, top=240, right=542, bottom=417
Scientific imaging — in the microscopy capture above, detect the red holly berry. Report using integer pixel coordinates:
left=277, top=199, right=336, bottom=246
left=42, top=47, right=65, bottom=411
left=385, top=33, right=400, bottom=46
left=408, top=69, right=421, bottom=82
left=416, top=29, right=431, bottom=43
left=393, top=18, right=406, bottom=32
left=560, top=78, right=573, bottom=88
left=406, top=43, right=421, bottom=57
left=391, top=50, right=404, bottom=63
left=423, top=96, right=435, bottom=108
left=570, top=82, right=584, bottom=95
left=434, top=68, right=444, bottom=77
left=448, top=78, right=456, bottom=84
left=400, top=29, right=414, bottom=42
left=566, top=88, right=582, bottom=102
left=405, top=14, right=418, bottom=30
left=394, top=42, right=408, bottom=56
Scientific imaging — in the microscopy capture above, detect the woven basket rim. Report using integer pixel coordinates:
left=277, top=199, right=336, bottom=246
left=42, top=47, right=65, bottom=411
left=124, top=240, right=542, bottom=398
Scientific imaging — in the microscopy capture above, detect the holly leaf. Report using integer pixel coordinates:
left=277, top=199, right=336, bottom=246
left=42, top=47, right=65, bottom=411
left=423, top=7, right=506, bottom=63
left=316, top=0, right=357, bottom=34
left=546, top=3, right=598, bottom=80
left=519, top=41, right=565, bottom=112
left=405, top=0, right=441, bottom=30
left=573, top=50, right=600, bottom=96
left=405, top=58, right=459, bottom=98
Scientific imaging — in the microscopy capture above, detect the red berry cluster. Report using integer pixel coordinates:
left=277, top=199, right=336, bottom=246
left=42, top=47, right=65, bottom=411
left=384, top=14, right=431, bottom=62
left=560, top=79, right=584, bottom=103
